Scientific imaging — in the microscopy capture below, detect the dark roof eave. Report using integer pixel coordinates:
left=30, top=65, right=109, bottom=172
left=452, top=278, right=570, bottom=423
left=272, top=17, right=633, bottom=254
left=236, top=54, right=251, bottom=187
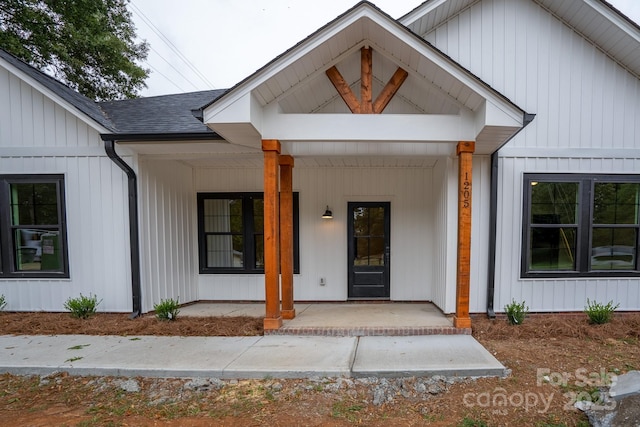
left=100, top=132, right=224, bottom=142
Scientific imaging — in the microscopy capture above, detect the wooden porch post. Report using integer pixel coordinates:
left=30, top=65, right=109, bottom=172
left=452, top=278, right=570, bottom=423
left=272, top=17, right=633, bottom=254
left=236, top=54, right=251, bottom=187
left=262, top=139, right=282, bottom=330
left=279, top=155, right=295, bottom=319
left=454, top=141, right=475, bottom=329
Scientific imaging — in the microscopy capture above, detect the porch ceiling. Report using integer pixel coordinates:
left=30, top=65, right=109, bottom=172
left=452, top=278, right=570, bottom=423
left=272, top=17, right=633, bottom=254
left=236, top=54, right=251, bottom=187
left=134, top=152, right=438, bottom=169
left=202, top=2, right=527, bottom=156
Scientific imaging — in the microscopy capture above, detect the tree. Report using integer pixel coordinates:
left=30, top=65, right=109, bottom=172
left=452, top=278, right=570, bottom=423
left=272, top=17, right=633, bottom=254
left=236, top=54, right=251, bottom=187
left=0, top=0, right=149, bottom=101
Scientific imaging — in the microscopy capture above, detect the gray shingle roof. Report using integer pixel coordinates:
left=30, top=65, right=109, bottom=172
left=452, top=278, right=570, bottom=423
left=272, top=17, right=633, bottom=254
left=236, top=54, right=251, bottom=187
left=0, top=48, right=225, bottom=139
left=99, top=90, right=226, bottom=138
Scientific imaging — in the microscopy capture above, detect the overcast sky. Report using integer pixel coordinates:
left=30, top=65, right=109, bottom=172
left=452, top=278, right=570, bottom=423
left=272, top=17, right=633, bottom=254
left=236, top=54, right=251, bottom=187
left=129, top=0, right=640, bottom=97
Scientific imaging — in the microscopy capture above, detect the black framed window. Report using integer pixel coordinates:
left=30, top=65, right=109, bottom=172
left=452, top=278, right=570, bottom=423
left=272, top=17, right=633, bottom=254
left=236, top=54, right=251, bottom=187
left=197, top=192, right=299, bottom=274
left=522, top=174, right=640, bottom=277
left=0, top=175, right=69, bottom=278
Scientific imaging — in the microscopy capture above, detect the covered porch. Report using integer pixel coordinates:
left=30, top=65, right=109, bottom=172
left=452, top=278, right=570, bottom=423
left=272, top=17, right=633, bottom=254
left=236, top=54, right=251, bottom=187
left=180, top=302, right=466, bottom=336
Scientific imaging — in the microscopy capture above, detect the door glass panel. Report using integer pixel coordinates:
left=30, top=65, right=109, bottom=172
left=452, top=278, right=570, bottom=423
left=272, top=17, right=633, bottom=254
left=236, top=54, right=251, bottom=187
left=352, top=207, right=385, bottom=266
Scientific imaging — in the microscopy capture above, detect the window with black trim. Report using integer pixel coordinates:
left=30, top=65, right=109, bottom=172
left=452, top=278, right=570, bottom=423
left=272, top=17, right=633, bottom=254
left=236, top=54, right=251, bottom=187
left=197, top=192, right=299, bottom=274
left=522, top=174, right=640, bottom=277
left=0, top=175, right=69, bottom=278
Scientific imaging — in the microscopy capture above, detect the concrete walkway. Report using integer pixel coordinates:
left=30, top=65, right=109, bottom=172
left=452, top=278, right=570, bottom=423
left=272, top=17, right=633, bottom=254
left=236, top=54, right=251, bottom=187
left=0, top=334, right=506, bottom=379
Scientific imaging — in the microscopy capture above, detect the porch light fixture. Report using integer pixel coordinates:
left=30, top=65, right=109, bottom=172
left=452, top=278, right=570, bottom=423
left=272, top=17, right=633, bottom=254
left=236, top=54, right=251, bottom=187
left=322, top=206, right=333, bottom=219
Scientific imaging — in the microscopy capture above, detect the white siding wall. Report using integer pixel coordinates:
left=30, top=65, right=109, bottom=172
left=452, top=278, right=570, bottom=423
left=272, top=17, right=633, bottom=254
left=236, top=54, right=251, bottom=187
left=0, top=68, right=131, bottom=311
left=138, top=158, right=198, bottom=312
left=432, top=155, right=491, bottom=314
left=424, top=0, right=640, bottom=311
left=195, top=166, right=437, bottom=303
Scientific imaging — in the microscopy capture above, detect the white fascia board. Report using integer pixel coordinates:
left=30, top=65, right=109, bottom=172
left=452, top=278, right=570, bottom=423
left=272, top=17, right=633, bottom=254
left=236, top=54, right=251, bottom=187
left=262, top=111, right=474, bottom=143
left=203, top=92, right=262, bottom=125
left=284, top=140, right=456, bottom=157
left=583, top=0, right=640, bottom=44
left=398, top=0, right=449, bottom=27
left=202, top=5, right=386, bottom=120
left=203, top=91, right=264, bottom=149
left=0, top=58, right=111, bottom=135
left=474, top=99, right=523, bottom=137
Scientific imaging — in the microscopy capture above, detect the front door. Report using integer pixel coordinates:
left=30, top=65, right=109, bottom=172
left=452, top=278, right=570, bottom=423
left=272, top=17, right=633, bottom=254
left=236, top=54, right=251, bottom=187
left=348, top=202, right=390, bottom=299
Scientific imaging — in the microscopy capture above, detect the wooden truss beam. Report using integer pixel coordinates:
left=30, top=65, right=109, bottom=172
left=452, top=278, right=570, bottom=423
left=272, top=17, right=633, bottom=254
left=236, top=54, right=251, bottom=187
left=325, top=47, right=408, bottom=114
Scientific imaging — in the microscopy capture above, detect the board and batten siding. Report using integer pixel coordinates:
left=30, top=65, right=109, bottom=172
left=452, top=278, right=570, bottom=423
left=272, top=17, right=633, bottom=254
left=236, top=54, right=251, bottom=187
left=422, top=0, right=640, bottom=312
left=0, top=65, right=132, bottom=311
left=138, top=158, right=198, bottom=312
left=195, top=165, right=442, bottom=303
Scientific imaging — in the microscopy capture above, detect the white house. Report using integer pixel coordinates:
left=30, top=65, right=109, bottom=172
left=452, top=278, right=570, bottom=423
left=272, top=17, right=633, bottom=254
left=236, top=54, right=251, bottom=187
left=1, top=0, right=638, bottom=329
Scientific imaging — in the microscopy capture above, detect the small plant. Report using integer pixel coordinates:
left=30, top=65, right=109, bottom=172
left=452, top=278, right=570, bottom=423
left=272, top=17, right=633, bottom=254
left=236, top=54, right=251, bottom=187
left=64, top=293, right=101, bottom=319
left=0, top=294, right=6, bottom=311
left=504, top=299, right=529, bottom=325
left=154, top=297, right=180, bottom=321
left=458, top=417, right=488, bottom=427
left=584, top=299, right=619, bottom=324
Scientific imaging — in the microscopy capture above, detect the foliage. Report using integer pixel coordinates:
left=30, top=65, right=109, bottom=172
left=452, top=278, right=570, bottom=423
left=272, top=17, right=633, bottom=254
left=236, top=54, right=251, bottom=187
left=0, top=0, right=149, bottom=101
left=504, top=299, right=529, bottom=325
left=0, top=294, right=6, bottom=311
left=458, top=417, right=488, bottom=427
left=154, top=298, right=180, bottom=321
left=584, top=299, right=619, bottom=324
left=64, top=293, right=101, bottom=319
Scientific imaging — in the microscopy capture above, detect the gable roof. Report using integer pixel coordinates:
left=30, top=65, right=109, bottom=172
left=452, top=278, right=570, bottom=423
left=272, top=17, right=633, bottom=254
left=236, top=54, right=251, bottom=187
left=401, top=0, right=640, bottom=78
left=201, top=1, right=529, bottom=154
left=0, top=48, right=225, bottom=140
left=0, top=48, right=115, bottom=132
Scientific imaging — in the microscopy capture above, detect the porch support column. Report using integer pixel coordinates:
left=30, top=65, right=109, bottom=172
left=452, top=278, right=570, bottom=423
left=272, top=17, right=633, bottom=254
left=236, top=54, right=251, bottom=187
left=279, top=155, right=295, bottom=319
left=454, top=141, right=475, bottom=329
left=262, top=139, right=282, bottom=330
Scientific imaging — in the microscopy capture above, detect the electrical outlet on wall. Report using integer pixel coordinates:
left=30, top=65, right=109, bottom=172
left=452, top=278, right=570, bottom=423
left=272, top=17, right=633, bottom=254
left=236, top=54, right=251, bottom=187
left=319, top=277, right=326, bottom=286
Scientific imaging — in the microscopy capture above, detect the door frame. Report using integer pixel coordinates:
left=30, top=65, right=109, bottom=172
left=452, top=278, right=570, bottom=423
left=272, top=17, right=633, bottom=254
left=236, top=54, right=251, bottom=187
left=347, top=201, right=391, bottom=299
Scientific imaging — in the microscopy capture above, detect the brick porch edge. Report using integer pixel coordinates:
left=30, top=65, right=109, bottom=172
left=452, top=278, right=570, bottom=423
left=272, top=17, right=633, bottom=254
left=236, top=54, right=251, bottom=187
left=264, top=326, right=472, bottom=337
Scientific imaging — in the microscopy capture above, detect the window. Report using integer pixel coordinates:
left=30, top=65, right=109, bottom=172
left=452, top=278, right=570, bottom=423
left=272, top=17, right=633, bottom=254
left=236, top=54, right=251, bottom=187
left=197, top=192, right=299, bottom=274
left=522, top=174, right=640, bottom=277
left=0, top=175, right=69, bottom=278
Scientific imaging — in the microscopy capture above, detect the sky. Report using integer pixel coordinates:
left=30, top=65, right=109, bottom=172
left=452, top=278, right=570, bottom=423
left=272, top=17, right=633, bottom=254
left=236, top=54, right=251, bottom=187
left=128, top=0, right=640, bottom=97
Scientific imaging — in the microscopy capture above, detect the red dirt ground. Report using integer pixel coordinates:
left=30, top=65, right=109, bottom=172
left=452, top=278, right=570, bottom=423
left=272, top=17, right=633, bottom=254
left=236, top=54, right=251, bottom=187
left=1, top=312, right=639, bottom=426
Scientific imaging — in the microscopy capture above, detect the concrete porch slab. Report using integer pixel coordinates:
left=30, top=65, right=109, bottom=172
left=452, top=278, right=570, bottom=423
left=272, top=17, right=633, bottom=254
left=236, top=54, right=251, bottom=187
left=179, top=302, right=462, bottom=336
left=351, top=335, right=507, bottom=378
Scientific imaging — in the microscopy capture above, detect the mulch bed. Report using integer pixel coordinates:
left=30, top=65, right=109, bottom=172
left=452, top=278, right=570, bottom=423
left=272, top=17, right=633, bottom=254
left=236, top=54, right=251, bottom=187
left=0, top=312, right=264, bottom=337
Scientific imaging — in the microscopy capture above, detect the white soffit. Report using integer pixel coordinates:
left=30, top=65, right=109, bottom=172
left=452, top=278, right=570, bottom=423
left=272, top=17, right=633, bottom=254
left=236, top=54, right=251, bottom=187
left=400, top=0, right=480, bottom=37
left=534, top=0, right=640, bottom=77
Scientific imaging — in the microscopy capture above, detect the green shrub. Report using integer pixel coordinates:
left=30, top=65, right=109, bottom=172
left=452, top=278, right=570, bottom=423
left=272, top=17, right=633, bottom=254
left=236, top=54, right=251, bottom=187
left=154, top=298, right=180, bottom=321
left=64, top=293, right=101, bottom=319
left=0, top=294, right=6, bottom=311
left=584, top=299, right=619, bottom=324
left=458, top=417, right=488, bottom=427
left=504, top=299, right=529, bottom=325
